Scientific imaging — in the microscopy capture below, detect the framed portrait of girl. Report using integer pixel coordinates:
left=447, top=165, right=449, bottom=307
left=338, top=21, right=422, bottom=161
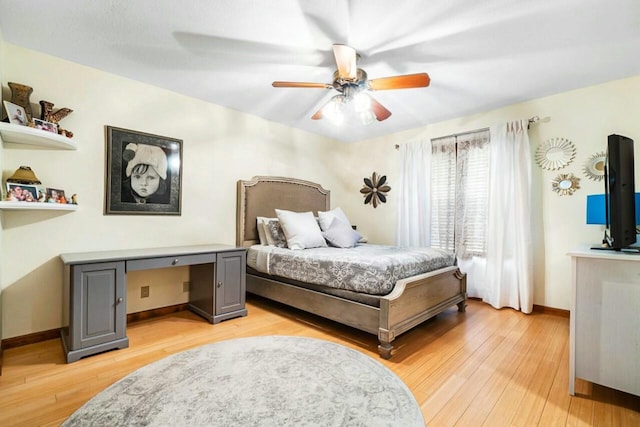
left=104, top=126, right=183, bottom=215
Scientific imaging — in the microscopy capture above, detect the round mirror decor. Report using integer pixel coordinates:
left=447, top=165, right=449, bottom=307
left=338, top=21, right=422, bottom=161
left=551, top=173, right=580, bottom=196
left=582, top=151, right=606, bottom=181
left=535, top=137, right=576, bottom=170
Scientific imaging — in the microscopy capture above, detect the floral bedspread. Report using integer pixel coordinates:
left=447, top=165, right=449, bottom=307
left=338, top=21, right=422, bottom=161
left=248, top=244, right=455, bottom=295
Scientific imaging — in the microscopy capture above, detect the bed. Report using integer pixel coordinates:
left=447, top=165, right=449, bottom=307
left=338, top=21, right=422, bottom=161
left=236, top=176, right=467, bottom=359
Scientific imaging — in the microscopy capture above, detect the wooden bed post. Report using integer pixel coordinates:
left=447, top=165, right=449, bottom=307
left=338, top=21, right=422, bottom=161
left=455, top=269, right=467, bottom=312
left=378, top=328, right=394, bottom=360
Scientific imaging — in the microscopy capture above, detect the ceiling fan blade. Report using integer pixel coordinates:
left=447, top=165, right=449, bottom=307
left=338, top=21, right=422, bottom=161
left=272, top=81, right=333, bottom=89
left=368, top=73, right=430, bottom=90
left=369, top=96, right=392, bottom=121
left=311, top=108, right=323, bottom=120
left=332, top=44, right=357, bottom=80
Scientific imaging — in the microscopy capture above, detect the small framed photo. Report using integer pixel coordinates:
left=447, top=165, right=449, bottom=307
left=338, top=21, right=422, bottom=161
left=6, top=183, right=39, bottom=202
left=3, top=101, right=29, bottom=126
left=33, top=118, right=58, bottom=134
left=46, top=188, right=66, bottom=203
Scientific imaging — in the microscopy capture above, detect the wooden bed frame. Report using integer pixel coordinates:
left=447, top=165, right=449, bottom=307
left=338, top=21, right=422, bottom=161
left=236, top=176, right=467, bottom=359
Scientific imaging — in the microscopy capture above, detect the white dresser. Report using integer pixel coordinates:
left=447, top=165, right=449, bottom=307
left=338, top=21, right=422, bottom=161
left=568, top=246, right=640, bottom=396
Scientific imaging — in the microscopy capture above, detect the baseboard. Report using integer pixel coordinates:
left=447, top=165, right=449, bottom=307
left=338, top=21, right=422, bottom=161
left=0, top=300, right=568, bottom=350
left=126, top=303, right=189, bottom=323
left=2, top=328, right=61, bottom=350
left=1, top=304, right=190, bottom=350
left=532, top=304, right=569, bottom=318
left=467, top=297, right=569, bottom=318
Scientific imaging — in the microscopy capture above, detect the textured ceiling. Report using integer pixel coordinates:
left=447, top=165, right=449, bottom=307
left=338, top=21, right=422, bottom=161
left=0, top=0, right=639, bottom=142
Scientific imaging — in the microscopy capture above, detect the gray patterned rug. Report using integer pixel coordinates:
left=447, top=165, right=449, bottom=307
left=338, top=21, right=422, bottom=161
left=62, top=336, right=423, bottom=426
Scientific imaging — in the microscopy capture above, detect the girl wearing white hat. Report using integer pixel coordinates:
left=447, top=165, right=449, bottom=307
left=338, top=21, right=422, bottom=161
left=121, top=143, right=170, bottom=204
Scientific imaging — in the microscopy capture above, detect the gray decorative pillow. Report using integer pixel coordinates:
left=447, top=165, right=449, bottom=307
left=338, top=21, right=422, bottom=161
left=322, top=218, right=363, bottom=248
left=267, top=220, right=288, bottom=248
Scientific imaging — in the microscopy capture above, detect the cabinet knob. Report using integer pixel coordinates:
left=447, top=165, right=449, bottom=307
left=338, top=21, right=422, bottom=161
left=172, top=258, right=179, bottom=265
left=217, top=281, right=222, bottom=288
left=117, top=297, right=123, bottom=304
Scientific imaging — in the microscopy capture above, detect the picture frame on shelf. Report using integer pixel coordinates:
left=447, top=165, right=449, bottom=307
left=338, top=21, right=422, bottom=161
left=6, top=183, right=38, bottom=202
left=3, top=101, right=28, bottom=126
left=33, top=118, right=58, bottom=134
left=45, top=187, right=66, bottom=203
left=105, top=126, right=183, bottom=215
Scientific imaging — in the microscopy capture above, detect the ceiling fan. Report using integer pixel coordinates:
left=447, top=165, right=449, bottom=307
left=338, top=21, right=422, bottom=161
left=272, top=44, right=430, bottom=124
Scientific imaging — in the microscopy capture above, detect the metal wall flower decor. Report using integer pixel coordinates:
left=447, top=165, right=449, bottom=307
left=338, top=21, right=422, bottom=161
left=360, top=172, right=390, bottom=208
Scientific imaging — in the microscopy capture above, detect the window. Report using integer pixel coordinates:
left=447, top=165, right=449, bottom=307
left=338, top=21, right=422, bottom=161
left=430, top=129, right=490, bottom=258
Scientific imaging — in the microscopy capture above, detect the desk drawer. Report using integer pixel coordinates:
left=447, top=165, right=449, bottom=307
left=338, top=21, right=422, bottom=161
left=126, top=253, right=216, bottom=271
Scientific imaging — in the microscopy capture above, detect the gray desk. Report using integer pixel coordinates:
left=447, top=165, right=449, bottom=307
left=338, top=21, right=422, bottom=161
left=60, top=244, right=247, bottom=363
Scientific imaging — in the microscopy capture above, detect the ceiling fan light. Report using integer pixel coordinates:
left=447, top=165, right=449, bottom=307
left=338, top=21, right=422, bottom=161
left=359, top=110, right=376, bottom=125
left=353, top=92, right=371, bottom=112
left=323, top=96, right=346, bottom=126
left=332, top=114, right=345, bottom=126
left=326, top=108, right=344, bottom=126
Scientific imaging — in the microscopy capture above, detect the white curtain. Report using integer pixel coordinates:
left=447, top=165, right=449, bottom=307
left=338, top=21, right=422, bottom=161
left=396, top=141, right=431, bottom=247
left=484, top=120, right=533, bottom=313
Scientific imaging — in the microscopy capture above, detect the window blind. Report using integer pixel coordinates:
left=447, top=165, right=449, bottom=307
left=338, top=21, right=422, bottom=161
left=430, top=136, right=456, bottom=251
left=431, top=129, right=490, bottom=258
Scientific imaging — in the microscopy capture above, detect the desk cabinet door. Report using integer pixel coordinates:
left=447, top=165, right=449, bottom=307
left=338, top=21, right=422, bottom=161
left=215, top=251, right=246, bottom=315
left=71, top=262, right=126, bottom=350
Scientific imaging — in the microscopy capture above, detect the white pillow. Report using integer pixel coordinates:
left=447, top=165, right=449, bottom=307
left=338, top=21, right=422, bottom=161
left=317, top=207, right=352, bottom=231
left=275, top=209, right=327, bottom=250
left=256, top=217, right=269, bottom=245
left=322, top=218, right=363, bottom=248
left=257, top=217, right=279, bottom=246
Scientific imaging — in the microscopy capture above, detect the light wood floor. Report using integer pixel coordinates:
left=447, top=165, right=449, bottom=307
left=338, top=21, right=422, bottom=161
left=0, top=297, right=638, bottom=426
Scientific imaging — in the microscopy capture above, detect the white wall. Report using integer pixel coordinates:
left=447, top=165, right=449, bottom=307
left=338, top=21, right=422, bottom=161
left=337, top=76, right=640, bottom=310
left=0, top=43, right=342, bottom=338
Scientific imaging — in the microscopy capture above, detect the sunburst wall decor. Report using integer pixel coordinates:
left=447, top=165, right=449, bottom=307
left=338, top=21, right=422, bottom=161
left=360, top=172, right=390, bottom=208
left=535, top=137, right=576, bottom=170
left=582, top=151, right=606, bottom=181
left=551, top=173, right=581, bottom=196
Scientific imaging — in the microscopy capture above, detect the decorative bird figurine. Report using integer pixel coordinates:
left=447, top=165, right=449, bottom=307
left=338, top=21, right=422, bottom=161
left=39, top=100, right=74, bottom=138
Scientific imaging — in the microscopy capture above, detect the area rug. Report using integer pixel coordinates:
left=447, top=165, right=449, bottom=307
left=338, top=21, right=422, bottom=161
left=62, top=336, right=423, bottom=426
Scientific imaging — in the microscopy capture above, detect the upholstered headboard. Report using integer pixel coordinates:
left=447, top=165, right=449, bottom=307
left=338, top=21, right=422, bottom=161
left=236, top=176, right=330, bottom=247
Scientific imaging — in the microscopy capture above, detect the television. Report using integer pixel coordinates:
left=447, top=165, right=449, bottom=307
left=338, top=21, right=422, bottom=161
left=604, top=134, right=636, bottom=250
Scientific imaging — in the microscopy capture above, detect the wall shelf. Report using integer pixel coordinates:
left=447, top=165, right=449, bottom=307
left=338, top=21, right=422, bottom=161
left=0, top=122, right=78, bottom=212
left=0, top=122, right=77, bottom=150
left=0, top=201, right=78, bottom=211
